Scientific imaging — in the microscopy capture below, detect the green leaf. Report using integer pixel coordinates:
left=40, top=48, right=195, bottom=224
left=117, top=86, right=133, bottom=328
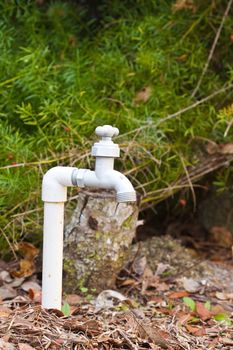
left=204, top=301, right=211, bottom=311
left=214, top=313, right=232, bottom=326
left=61, top=302, right=71, bottom=316
left=80, top=287, right=88, bottom=293
left=183, top=297, right=196, bottom=312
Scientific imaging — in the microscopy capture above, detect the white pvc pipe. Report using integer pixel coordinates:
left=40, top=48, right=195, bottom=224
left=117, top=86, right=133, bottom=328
left=41, top=126, right=136, bottom=310
left=42, top=202, right=64, bottom=309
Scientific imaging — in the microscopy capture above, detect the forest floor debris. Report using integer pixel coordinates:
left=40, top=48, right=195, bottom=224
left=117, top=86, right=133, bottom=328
left=0, top=235, right=232, bottom=349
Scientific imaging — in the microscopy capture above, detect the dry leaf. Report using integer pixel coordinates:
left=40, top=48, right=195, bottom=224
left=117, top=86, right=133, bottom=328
left=206, top=141, right=219, bottom=154
left=64, top=319, right=102, bottom=336
left=186, top=324, right=200, bottom=334
left=208, top=337, right=220, bottom=349
left=220, top=338, right=233, bottom=346
left=209, top=226, right=233, bottom=247
left=176, top=54, right=188, bottom=62
left=97, top=334, right=111, bottom=343
left=215, top=291, right=233, bottom=300
left=18, top=344, right=36, bottom=350
left=64, top=294, right=82, bottom=305
left=28, top=288, right=41, bottom=303
left=196, top=302, right=212, bottom=321
left=172, top=0, right=197, bottom=13
left=141, top=267, right=158, bottom=294
left=194, top=328, right=206, bottom=336
left=0, top=306, right=12, bottom=317
left=133, top=87, right=152, bottom=106
left=16, top=242, right=39, bottom=260
left=219, top=142, right=233, bottom=154
left=119, top=278, right=137, bottom=287
left=169, top=290, right=189, bottom=299
left=210, top=304, right=227, bottom=316
left=11, top=259, right=35, bottom=278
left=177, top=312, right=193, bottom=325
left=123, top=312, right=172, bottom=349
left=155, top=307, right=172, bottom=316
left=133, top=256, right=147, bottom=276
left=186, top=325, right=206, bottom=336
left=206, top=141, right=233, bottom=155
left=11, top=242, right=39, bottom=278
left=48, top=308, right=64, bottom=317
left=156, top=282, right=170, bottom=292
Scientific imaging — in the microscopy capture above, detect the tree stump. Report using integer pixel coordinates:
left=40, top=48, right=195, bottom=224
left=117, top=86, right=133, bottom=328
left=63, top=189, right=138, bottom=293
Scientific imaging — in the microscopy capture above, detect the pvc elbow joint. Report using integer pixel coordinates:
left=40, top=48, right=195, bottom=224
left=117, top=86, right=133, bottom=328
left=42, top=166, right=77, bottom=202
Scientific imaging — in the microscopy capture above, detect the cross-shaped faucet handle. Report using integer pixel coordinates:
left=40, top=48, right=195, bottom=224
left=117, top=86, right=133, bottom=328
left=95, top=125, right=119, bottom=139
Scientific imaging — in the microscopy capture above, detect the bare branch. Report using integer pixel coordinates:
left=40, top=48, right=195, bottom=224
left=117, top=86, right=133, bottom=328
left=117, top=84, right=233, bottom=139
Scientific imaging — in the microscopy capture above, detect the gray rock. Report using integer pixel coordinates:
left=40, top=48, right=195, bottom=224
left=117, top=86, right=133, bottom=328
left=198, top=191, right=233, bottom=235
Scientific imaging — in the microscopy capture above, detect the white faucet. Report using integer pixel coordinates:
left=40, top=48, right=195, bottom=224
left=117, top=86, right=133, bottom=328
left=41, top=125, right=136, bottom=309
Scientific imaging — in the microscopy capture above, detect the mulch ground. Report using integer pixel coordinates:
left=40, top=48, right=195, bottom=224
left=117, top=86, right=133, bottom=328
left=0, top=295, right=232, bottom=350
left=0, top=238, right=233, bottom=350
left=0, top=274, right=233, bottom=349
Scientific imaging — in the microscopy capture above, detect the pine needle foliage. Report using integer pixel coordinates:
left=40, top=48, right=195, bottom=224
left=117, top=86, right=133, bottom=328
left=0, top=0, right=233, bottom=256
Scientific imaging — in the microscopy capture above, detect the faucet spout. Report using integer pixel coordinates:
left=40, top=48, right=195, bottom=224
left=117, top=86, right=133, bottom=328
left=72, top=168, right=136, bottom=203
left=112, top=171, right=137, bottom=202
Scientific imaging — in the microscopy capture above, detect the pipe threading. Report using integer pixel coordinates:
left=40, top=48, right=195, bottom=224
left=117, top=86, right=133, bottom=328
left=116, top=192, right=137, bottom=203
left=71, top=169, right=78, bottom=186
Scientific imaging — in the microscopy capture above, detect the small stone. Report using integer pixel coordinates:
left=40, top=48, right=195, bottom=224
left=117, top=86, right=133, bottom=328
left=18, top=343, right=36, bottom=350
left=0, top=285, right=17, bottom=300
left=155, top=263, right=171, bottom=276
left=21, top=281, right=41, bottom=292
left=0, top=339, right=15, bottom=350
left=93, top=289, right=128, bottom=311
left=182, top=277, right=201, bottom=293
left=0, top=271, right=12, bottom=283
left=9, top=277, right=25, bottom=288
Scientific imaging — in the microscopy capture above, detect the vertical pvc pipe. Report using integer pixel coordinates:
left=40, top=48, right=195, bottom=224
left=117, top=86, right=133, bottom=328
left=95, top=157, right=114, bottom=177
left=42, top=202, right=64, bottom=309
